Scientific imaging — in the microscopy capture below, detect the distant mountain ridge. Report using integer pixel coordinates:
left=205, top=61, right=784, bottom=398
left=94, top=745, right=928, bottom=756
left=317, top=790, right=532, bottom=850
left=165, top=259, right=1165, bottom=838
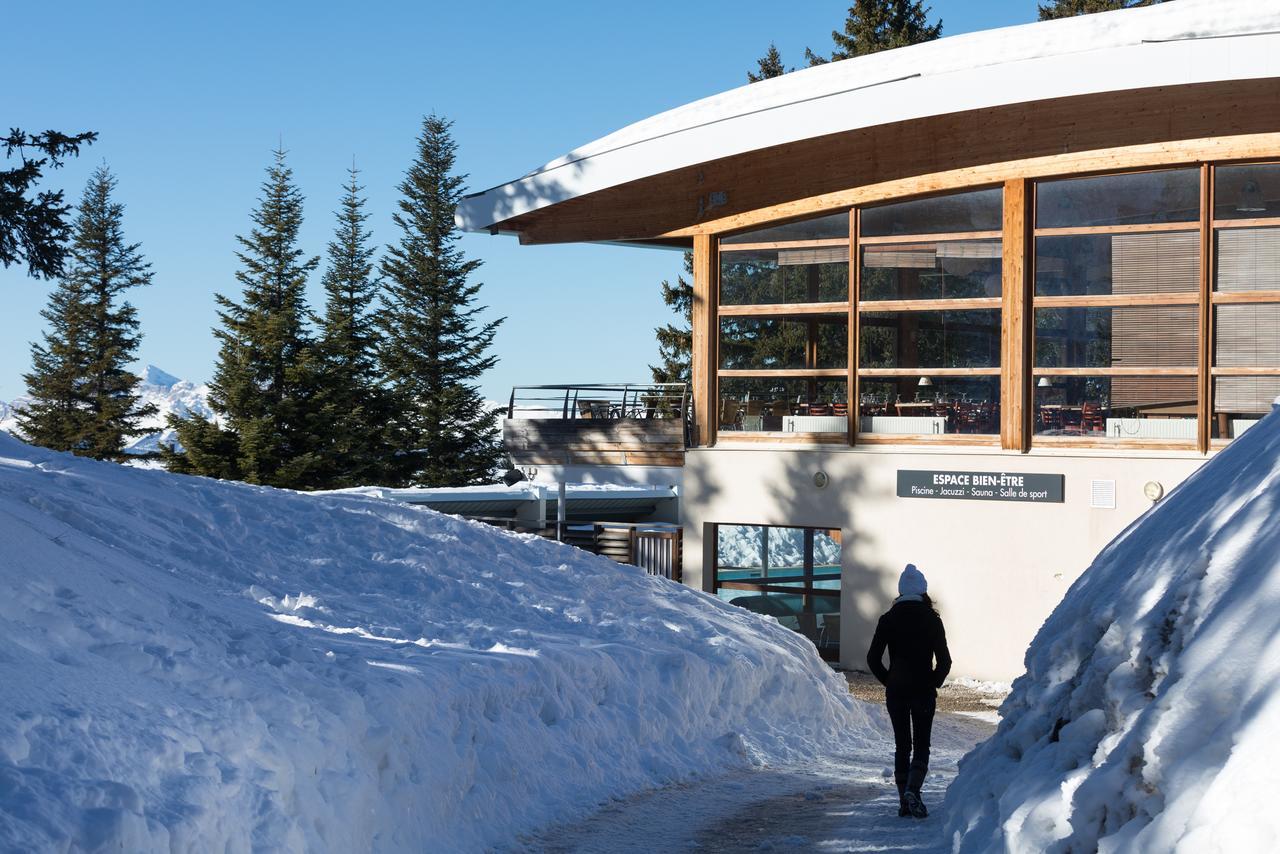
left=0, top=365, right=214, bottom=456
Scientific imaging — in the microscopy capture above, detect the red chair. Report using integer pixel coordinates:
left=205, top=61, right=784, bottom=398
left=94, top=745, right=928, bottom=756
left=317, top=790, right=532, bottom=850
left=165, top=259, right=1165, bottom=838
left=1081, top=402, right=1105, bottom=434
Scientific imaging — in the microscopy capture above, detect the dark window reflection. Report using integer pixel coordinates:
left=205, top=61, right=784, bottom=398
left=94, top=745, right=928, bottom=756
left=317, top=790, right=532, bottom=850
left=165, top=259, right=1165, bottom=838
left=721, top=211, right=850, bottom=245
left=1214, top=165, right=1280, bottom=221
left=860, top=240, right=1001, bottom=301
left=720, top=254, right=849, bottom=305
left=860, top=310, right=1000, bottom=369
left=720, top=317, right=848, bottom=371
left=1035, top=306, right=1197, bottom=368
left=1036, top=169, right=1199, bottom=228
left=1033, top=376, right=1197, bottom=438
left=858, top=376, right=999, bottom=434
left=1035, top=232, right=1198, bottom=297
left=861, top=188, right=1003, bottom=237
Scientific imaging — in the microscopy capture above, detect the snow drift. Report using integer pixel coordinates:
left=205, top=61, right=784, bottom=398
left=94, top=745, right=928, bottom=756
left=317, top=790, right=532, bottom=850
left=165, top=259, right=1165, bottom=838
left=945, top=401, right=1280, bottom=853
left=0, top=434, right=874, bottom=852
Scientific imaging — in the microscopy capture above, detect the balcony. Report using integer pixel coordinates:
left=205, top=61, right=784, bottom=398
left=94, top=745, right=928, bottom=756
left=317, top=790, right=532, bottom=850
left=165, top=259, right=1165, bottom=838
left=503, top=383, right=690, bottom=468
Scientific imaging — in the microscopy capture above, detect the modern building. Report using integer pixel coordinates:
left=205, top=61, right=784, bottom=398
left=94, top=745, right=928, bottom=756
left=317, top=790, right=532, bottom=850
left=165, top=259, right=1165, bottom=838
left=459, top=2, right=1280, bottom=681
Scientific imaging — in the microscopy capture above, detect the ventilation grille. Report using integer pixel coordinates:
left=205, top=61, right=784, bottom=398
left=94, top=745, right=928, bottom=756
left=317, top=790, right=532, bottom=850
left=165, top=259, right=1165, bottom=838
left=1090, top=479, right=1117, bottom=509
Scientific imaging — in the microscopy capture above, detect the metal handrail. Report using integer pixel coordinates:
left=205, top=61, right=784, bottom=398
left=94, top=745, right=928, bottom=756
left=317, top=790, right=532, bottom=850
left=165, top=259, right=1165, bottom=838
left=507, top=383, right=690, bottom=422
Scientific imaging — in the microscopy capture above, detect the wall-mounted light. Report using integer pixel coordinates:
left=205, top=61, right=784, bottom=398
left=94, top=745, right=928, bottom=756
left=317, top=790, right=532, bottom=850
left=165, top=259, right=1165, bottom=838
left=1237, top=179, right=1267, bottom=213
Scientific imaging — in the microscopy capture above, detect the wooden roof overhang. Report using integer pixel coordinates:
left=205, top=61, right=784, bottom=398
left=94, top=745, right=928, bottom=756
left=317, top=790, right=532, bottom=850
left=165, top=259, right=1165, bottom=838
left=485, top=77, right=1280, bottom=247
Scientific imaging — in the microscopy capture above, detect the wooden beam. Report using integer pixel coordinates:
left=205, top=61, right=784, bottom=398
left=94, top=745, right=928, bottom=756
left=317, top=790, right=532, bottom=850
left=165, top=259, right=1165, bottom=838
left=1033, top=367, right=1198, bottom=376
left=1033, top=293, right=1200, bottom=308
left=1199, top=163, right=1213, bottom=453
left=717, top=302, right=849, bottom=317
left=714, top=433, right=852, bottom=445
left=858, top=230, right=1003, bottom=245
left=692, top=234, right=718, bottom=447
left=1211, top=217, right=1280, bottom=230
left=849, top=208, right=860, bottom=447
left=1209, top=290, right=1280, bottom=304
left=1033, top=221, right=1197, bottom=237
left=856, top=434, right=1000, bottom=447
left=717, top=368, right=848, bottom=379
left=502, top=80, right=1280, bottom=245
left=857, top=367, right=1000, bottom=377
left=1210, top=367, right=1280, bottom=376
left=719, top=238, right=849, bottom=252
left=1002, top=178, right=1029, bottom=452
left=859, top=297, right=1001, bottom=312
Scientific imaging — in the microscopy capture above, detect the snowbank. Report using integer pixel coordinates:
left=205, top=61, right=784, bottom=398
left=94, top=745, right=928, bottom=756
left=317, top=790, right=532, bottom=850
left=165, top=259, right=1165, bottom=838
left=945, top=402, right=1280, bottom=853
left=0, top=434, right=874, bottom=852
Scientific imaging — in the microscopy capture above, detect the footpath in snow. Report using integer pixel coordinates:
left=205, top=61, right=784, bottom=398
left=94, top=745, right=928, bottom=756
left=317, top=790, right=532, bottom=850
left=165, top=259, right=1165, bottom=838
left=0, top=433, right=880, bottom=852
left=523, top=710, right=993, bottom=853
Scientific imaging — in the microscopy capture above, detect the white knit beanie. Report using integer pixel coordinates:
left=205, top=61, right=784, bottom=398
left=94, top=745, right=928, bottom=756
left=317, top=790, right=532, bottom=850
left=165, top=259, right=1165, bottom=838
left=899, top=563, right=928, bottom=597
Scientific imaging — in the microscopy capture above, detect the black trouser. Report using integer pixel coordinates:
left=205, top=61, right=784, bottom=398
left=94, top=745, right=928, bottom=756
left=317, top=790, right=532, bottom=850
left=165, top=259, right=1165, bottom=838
left=886, top=690, right=936, bottom=796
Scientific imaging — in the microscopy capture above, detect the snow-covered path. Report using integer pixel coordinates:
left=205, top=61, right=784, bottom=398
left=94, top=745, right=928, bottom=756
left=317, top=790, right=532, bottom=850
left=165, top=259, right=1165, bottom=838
left=520, top=713, right=993, bottom=853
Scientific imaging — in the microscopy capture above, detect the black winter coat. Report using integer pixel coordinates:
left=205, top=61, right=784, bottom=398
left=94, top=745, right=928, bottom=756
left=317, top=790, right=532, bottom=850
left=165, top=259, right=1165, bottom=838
left=866, top=599, right=952, bottom=697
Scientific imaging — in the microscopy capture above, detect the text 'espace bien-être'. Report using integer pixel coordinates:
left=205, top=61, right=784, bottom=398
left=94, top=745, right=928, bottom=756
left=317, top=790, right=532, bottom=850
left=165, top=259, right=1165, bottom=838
left=895, top=470, right=1065, bottom=503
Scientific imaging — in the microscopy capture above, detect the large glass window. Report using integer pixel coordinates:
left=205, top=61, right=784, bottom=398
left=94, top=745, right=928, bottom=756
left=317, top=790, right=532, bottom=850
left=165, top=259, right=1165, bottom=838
left=718, top=211, right=851, bottom=438
left=1032, top=169, right=1201, bottom=443
left=860, top=187, right=1002, bottom=237
left=1037, top=169, right=1200, bottom=228
left=1211, top=169, right=1280, bottom=440
left=1033, top=376, right=1198, bottom=439
left=720, top=317, right=847, bottom=371
left=718, top=379, right=847, bottom=433
left=857, top=188, right=1003, bottom=437
left=713, top=524, right=841, bottom=659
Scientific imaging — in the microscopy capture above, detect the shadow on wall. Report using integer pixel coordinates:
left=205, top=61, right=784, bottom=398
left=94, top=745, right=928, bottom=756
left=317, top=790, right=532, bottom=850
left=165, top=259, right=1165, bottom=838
left=682, top=445, right=896, bottom=669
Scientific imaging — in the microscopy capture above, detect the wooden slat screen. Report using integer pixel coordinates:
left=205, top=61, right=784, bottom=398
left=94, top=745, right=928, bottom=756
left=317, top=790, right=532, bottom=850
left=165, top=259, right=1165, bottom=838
left=1112, top=231, right=1199, bottom=294
left=1217, top=227, right=1280, bottom=292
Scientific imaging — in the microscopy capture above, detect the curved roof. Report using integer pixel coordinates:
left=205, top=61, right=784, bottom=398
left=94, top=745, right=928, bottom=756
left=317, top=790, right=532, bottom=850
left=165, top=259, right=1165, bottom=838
left=458, top=0, right=1280, bottom=239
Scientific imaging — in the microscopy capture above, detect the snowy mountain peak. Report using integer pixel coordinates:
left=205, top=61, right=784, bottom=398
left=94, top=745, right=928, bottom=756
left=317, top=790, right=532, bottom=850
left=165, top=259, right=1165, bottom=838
left=141, top=364, right=181, bottom=388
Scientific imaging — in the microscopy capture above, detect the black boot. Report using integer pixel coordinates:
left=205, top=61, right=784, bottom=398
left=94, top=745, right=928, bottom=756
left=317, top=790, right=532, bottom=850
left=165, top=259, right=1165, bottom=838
left=898, top=790, right=910, bottom=817
left=904, top=790, right=928, bottom=819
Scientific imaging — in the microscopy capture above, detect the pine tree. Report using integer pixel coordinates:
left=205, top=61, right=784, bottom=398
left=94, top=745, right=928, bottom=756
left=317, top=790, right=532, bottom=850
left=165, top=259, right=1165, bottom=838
left=19, top=166, right=155, bottom=458
left=747, top=43, right=789, bottom=83
left=2, top=128, right=97, bottom=280
left=312, top=166, right=393, bottom=488
left=163, top=148, right=324, bottom=487
left=805, top=0, right=942, bottom=66
left=1038, top=0, right=1164, bottom=19
left=378, top=115, right=505, bottom=487
left=650, top=253, right=693, bottom=386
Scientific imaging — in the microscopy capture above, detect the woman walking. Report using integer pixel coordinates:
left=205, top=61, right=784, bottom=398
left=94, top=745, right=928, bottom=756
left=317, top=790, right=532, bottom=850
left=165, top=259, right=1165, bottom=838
left=866, top=563, right=952, bottom=819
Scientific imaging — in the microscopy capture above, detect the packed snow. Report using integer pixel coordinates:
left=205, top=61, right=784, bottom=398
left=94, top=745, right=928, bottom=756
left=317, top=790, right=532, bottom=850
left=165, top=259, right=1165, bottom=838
left=0, top=365, right=213, bottom=457
left=0, top=433, right=877, bottom=852
left=945, top=401, right=1280, bottom=852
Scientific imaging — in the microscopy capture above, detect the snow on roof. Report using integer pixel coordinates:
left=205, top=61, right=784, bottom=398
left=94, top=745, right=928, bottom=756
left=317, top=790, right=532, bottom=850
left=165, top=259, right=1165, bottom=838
left=324, top=481, right=677, bottom=505
left=0, top=433, right=873, bottom=850
left=458, top=0, right=1280, bottom=233
left=943, top=402, right=1280, bottom=850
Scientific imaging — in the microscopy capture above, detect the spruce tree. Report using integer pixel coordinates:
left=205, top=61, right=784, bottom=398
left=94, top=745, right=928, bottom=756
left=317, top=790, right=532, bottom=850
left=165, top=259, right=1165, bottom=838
left=312, top=166, right=393, bottom=488
left=164, top=148, right=324, bottom=487
left=805, top=0, right=942, bottom=66
left=2, top=128, right=97, bottom=280
left=378, top=115, right=504, bottom=488
left=19, top=166, right=155, bottom=458
left=650, top=253, right=693, bottom=386
left=747, top=43, right=789, bottom=83
left=1038, top=0, right=1164, bottom=19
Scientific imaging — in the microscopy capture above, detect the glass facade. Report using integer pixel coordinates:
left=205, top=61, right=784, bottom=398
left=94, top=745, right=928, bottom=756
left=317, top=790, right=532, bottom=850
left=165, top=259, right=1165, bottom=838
left=704, top=161, right=1280, bottom=448
left=713, top=524, right=842, bottom=659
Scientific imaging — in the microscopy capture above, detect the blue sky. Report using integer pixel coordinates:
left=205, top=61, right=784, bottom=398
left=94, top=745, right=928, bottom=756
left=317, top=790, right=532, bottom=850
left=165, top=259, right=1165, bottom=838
left=1, top=0, right=1038, bottom=403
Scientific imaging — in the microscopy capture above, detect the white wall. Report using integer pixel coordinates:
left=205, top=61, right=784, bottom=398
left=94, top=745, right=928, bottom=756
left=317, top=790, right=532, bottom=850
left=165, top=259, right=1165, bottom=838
left=681, top=444, right=1208, bottom=682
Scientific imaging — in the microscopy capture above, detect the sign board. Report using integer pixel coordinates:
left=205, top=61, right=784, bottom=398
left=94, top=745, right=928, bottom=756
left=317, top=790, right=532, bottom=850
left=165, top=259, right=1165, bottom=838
left=897, top=470, right=1064, bottom=503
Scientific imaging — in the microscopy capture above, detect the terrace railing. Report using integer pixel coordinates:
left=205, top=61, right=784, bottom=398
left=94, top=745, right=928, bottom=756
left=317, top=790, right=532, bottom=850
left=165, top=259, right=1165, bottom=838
left=504, top=383, right=692, bottom=466
left=471, top=517, right=683, bottom=582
